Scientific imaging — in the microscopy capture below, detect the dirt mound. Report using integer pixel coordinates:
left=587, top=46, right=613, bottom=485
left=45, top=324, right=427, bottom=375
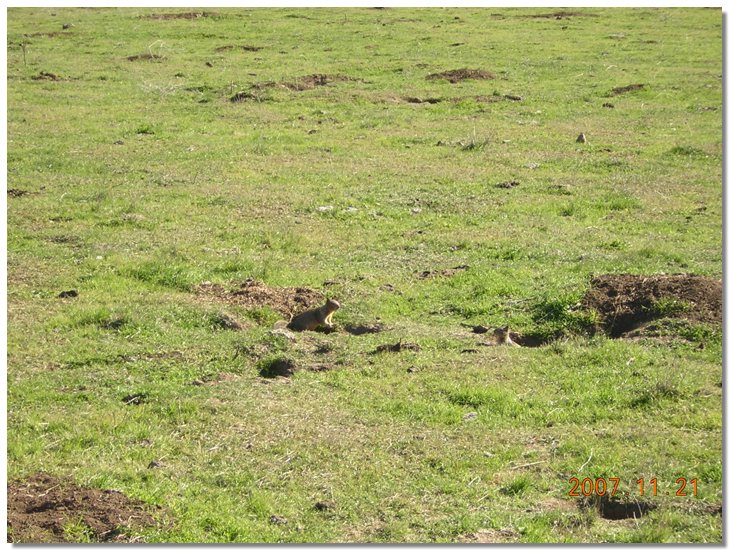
left=7, top=473, right=157, bottom=543
left=581, top=274, right=721, bottom=337
left=426, top=68, right=496, bottom=83
left=196, top=279, right=325, bottom=317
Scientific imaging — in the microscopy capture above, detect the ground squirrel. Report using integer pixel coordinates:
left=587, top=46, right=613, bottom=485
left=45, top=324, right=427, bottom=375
left=285, top=299, right=340, bottom=332
left=493, top=325, right=520, bottom=347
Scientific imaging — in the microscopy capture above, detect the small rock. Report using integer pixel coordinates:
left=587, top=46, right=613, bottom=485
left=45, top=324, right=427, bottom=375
left=525, top=162, right=540, bottom=169
left=463, top=412, right=478, bottom=421
left=411, top=207, right=422, bottom=214
left=344, top=207, right=359, bottom=213
left=62, top=23, right=74, bottom=29
left=317, top=205, right=334, bottom=212
left=483, top=451, right=495, bottom=458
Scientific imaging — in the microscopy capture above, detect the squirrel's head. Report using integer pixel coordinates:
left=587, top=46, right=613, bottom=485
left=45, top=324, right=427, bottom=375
left=326, top=298, right=341, bottom=311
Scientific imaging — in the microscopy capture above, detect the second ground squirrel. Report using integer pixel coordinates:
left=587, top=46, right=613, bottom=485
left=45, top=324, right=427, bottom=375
left=286, top=299, right=340, bottom=331
left=493, top=325, right=521, bottom=347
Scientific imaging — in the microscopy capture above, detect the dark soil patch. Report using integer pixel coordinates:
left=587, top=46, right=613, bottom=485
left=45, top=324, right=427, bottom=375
left=417, top=265, right=469, bottom=279
left=581, top=274, right=722, bottom=337
left=343, top=323, right=386, bottom=335
left=259, top=358, right=298, bottom=378
left=143, top=11, right=218, bottom=20
left=8, top=188, right=29, bottom=197
left=496, top=180, right=520, bottom=189
left=314, top=500, right=336, bottom=512
left=57, top=290, right=79, bottom=299
left=7, top=473, right=157, bottom=543
left=372, top=341, right=422, bottom=353
left=127, top=53, right=164, bottom=62
left=582, top=494, right=656, bottom=520
left=195, top=279, right=325, bottom=318
left=255, top=74, right=358, bottom=92
left=509, top=331, right=548, bottom=348
left=610, top=83, right=645, bottom=95
left=603, top=102, right=615, bottom=108
left=426, top=68, right=496, bottom=83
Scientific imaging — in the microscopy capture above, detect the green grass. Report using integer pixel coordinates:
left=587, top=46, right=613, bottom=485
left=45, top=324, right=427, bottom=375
left=7, top=7, right=722, bottom=543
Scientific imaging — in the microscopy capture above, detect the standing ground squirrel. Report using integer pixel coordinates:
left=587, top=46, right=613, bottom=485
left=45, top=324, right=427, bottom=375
left=286, top=299, right=340, bottom=331
left=493, top=325, right=521, bottom=347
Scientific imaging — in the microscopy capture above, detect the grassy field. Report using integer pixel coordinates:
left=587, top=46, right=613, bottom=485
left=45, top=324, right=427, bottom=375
left=6, top=7, right=723, bottom=543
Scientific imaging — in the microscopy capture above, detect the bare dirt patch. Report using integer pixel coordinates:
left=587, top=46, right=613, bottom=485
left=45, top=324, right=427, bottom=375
left=426, top=68, right=496, bottom=83
left=7, top=473, right=157, bottom=543
left=611, top=83, right=645, bottom=95
left=195, top=279, right=325, bottom=317
left=581, top=274, right=721, bottom=337
left=143, top=11, right=218, bottom=20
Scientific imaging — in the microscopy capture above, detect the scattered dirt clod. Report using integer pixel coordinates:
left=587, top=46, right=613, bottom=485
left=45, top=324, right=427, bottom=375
left=8, top=189, right=29, bottom=198
left=57, top=290, right=79, bottom=299
left=7, top=473, right=157, bottom=543
left=496, top=180, right=520, bottom=189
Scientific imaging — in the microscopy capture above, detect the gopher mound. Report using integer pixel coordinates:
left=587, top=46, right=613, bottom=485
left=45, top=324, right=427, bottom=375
left=582, top=274, right=722, bottom=337
left=7, top=473, right=157, bottom=543
left=196, top=279, right=325, bottom=317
